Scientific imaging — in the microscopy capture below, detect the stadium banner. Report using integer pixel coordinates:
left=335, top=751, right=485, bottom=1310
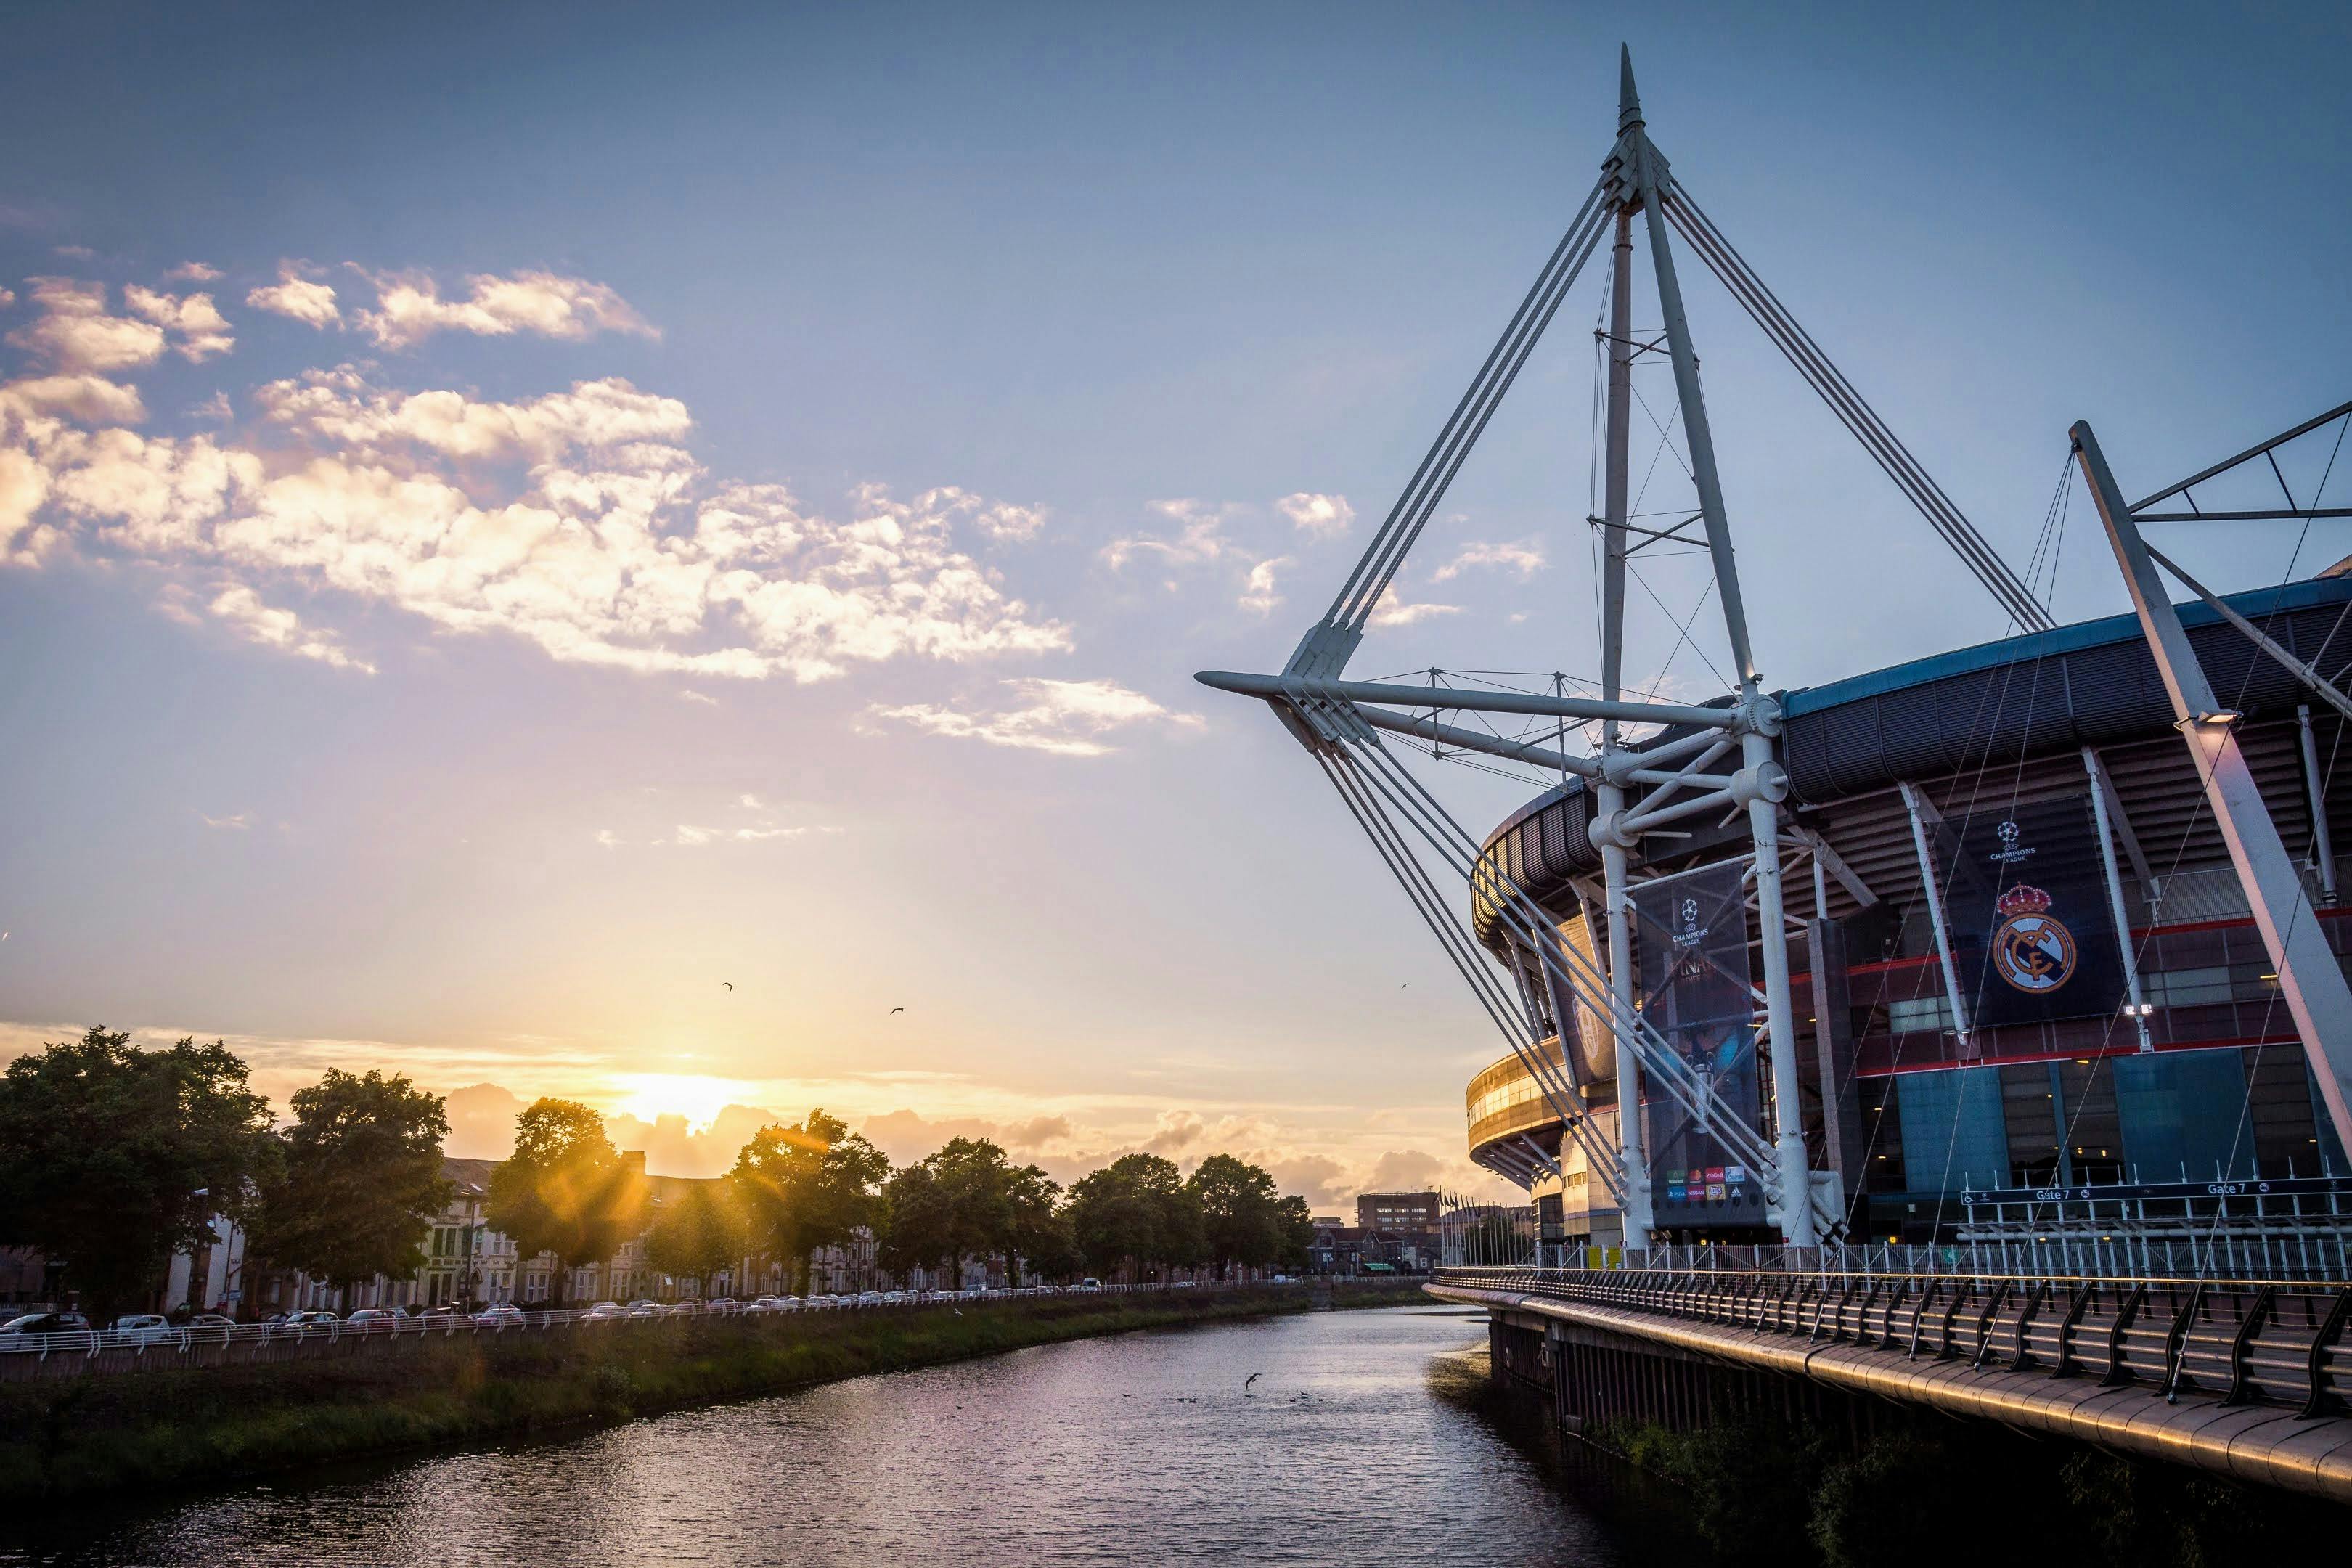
left=1543, top=911, right=1617, bottom=1087
left=1940, top=793, right=2127, bottom=1030
left=1632, top=859, right=1768, bottom=1228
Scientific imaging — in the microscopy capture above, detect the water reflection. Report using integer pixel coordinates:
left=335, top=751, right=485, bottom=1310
left=12, top=1308, right=1678, bottom=1567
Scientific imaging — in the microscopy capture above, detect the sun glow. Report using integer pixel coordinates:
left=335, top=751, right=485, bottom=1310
left=612, top=1073, right=754, bottom=1132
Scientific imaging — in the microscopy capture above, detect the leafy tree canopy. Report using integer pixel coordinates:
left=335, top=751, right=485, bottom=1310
left=732, top=1108, right=891, bottom=1292
left=484, top=1098, right=646, bottom=1306
left=252, top=1069, right=452, bottom=1289
left=643, top=1177, right=748, bottom=1286
left=0, top=1027, right=281, bottom=1321
left=1185, top=1153, right=1286, bottom=1279
left=1065, top=1152, right=1203, bottom=1280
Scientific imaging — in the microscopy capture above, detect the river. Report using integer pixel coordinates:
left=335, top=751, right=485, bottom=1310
left=10, top=1307, right=1703, bottom=1567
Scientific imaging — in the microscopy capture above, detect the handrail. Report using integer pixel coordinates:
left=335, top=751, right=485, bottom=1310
left=0, top=1278, right=1317, bottom=1365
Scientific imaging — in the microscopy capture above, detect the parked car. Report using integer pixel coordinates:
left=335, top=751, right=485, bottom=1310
left=582, top=1301, right=625, bottom=1320
left=346, top=1309, right=402, bottom=1330
left=107, top=1313, right=176, bottom=1344
left=472, top=1304, right=526, bottom=1328
left=1, top=1310, right=92, bottom=1335
left=184, top=1312, right=237, bottom=1340
left=623, top=1299, right=666, bottom=1320
left=284, top=1310, right=340, bottom=1330
left=703, top=1298, right=741, bottom=1315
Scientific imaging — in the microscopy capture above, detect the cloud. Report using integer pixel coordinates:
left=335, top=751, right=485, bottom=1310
left=7, top=279, right=168, bottom=373
left=1264, top=1153, right=1353, bottom=1207
left=1431, top=538, right=1545, bottom=581
left=973, top=501, right=1045, bottom=542
left=0, top=289, right=14, bottom=309
left=164, top=262, right=223, bottom=283
left=246, top=263, right=341, bottom=329
left=1366, top=1148, right=1446, bottom=1191
left=197, top=810, right=250, bottom=830
left=1365, top=587, right=1461, bottom=628
left=1238, top=555, right=1289, bottom=616
left=189, top=391, right=232, bottom=422
left=356, top=268, right=656, bottom=349
left=444, top=1082, right=527, bottom=1160
left=207, top=584, right=375, bottom=672
left=593, top=828, right=621, bottom=848
left=124, top=285, right=234, bottom=362
left=607, top=1103, right=781, bottom=1178
left=1277, top=491, right=1354, bottom=536
left=867, top=677, right=1202, bottom=758
left=669, top=822, right=812, bottom=846
left=3, top=364, right=1069, bottom=682
left=1101, top=499, right=1228, bottom=569
left=679, top=689, right=718, bottom=706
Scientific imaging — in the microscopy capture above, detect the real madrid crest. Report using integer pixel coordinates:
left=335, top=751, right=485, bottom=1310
left=1991, top=883, right=2076, bottom=994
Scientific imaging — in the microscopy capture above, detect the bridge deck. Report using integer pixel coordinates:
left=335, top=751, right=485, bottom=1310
left=1431, top=1267, right=2352, bottom=1503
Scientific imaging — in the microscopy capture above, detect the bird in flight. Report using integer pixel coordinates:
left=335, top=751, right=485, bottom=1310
left=890, top=1006, right=905, bottom=1014
left=1244, top=1372, right=1260, bottom=1392
left=1400, top=982, right=1410, bottom=989
left=722, top=981, right=733, bottom=992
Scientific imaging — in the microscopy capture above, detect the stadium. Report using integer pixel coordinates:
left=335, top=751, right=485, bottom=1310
left=1464, top=569, right=2352, bottom=1266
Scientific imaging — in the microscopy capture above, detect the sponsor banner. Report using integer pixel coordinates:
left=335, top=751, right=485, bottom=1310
left=1633, top=859, right=1769, bottom=1227
left=1940, top=795, right=2127, bottom=1030
left=1542, top=911, right=1617, bottom=1087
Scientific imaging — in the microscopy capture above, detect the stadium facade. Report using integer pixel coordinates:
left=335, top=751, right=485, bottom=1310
left=1466, top=572, right=2352, bottom=1254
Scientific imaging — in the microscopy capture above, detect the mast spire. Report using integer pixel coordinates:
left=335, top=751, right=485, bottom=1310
left=1617, top=44, right=1643, bottom=134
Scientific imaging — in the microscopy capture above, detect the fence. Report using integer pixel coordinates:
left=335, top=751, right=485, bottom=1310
left=0, top=1279, right=1304, bottom=1382
left=1433, top=1263, right=2352, bottom=1417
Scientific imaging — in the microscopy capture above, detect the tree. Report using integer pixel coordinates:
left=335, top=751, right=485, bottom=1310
left=732, top=1109, right=891, bottom=1294
left=1064, top=1153, right=1202, bottom=1282
left=1185, top=1153, right=1285, bottom=1280
left=1273, top=1193, right=1315, bottom=1271
left=484, top=1099, right=647, bottom=1308
left=643, top=1180, right=748, bottom=1293
left=877, top=1161, right=952, bottom=1282
left=251, top=1069, right=453, bottom=1294
left=0, top=1028, right=282, bottom=1323
left=1005, top=1164, right=1076, bottom=1284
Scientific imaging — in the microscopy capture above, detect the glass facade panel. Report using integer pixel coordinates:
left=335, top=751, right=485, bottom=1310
left=1896, top=1066, right=2008, bottom=1193
left=2114, top=1049, right=2253, bottom=1182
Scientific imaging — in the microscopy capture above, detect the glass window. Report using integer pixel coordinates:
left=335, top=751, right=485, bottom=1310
left=1896, top=1066, right=2008, bottom=1193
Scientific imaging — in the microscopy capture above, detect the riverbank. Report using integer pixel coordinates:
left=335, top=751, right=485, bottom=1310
left=0, top=1281, right=1421, bottom=1503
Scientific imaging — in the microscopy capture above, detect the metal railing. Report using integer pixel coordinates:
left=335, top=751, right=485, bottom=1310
left=0, top=1279, right=1298, bottom=1371
left=1433, top=1263, right=2352, bottom=1417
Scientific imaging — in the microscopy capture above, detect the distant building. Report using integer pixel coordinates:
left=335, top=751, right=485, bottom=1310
left=1355, top=1191, right=1440, bottom=1233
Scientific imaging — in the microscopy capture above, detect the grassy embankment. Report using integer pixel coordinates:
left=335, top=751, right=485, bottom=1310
left=0, top=1281, right=1421, bottom=1503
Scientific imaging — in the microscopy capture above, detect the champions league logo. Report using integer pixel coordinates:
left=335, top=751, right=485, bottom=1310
left=1990, top=883, right=2078, bottom=995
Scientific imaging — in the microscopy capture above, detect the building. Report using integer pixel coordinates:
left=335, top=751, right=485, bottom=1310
left=1355, top=1191, right=1441, bottom=1233
left=1465, top=573, right=2352, bottom=1254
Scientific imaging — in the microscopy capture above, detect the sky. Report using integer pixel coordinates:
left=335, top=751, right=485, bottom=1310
left=2, top=2, right=2348, bottom=1206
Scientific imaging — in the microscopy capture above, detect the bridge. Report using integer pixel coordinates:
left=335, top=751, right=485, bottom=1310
left=1432, top=1258, right=2352, bottom=1503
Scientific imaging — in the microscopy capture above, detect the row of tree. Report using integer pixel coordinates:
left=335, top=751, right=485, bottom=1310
left=0, top=1029, right=1315, bottom=1319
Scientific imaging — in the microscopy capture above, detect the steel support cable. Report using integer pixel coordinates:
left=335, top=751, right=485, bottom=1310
left=1318, top=747, right=1631, bottom=1202
left=1669, top=203, right=2053, bottom=640
left=1659, top=182, right=2053, bottom=632
left=1338, top=729, right=1787, bottom=1185
left=1319, top=746, right=1538, bottom=1035
left=1658, top=183, right=2044, bottom=626
left=1330, top=709, right=1767, bottom=1176
left=1345, top=733, right=1768, bottom=1166
left=1325, top=179, right=1610, bottom=625
left=1335, top=198, right=1615, bottom=629
left=1665, top=200, right=2049, bottom=636
left=1328, top=186, right=1610, bottom=628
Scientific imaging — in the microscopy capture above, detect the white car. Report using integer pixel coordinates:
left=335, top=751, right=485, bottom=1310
left=346, top=1308, right=402, bottom=1331
left=472, top=1304, right=526, bottom=1327
left=108, top=1313, right=175, bottom=1344
left=624, top=1299, right=666, bottom=1320
left=582, top=1301, right=624, bottom=1320
left=285, top=1310, right=340, bottom=1330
